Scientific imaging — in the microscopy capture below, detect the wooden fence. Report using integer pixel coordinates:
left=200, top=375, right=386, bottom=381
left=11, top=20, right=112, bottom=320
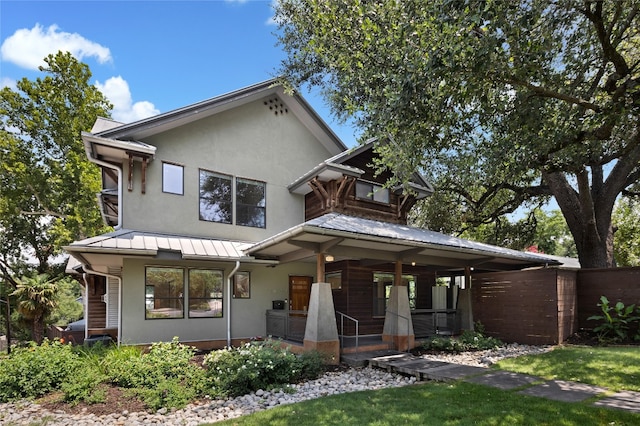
left=471, top=266, right=640, bottom=345
left=46, top=325, right=85, bottom=345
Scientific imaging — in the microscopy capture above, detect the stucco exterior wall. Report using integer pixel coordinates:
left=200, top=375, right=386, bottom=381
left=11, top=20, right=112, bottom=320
left=119, top=257, right=316, bottom=345
left=120, top=97, right=336, bottom=241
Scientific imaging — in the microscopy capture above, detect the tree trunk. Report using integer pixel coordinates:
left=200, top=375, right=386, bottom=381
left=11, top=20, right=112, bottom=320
left=32, top=313, right=44, bottom=344
left=543, top=170, right=615, bottom=269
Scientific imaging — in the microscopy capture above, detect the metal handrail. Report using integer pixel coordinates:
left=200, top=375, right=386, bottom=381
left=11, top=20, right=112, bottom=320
left=386, top=309, right=411, bottom=352
left=335, top=311, right=359, bottom=354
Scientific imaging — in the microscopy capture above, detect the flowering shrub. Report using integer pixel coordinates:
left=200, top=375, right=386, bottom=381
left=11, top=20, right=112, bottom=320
left=0, top=339, right=80, bottom=402
left=421, top=329, right=503, bottom=353
left=203, top=339, right=325, bottom=397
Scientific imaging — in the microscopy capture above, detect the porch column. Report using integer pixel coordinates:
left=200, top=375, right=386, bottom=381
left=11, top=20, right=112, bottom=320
left=457, top=266, right=474, bottom=331
left=382, top=261, right=415, bottom=351
left=303, top=282, right=340, bottom=364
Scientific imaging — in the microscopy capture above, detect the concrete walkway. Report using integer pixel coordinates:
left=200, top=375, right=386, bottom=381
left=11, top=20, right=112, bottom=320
left=346, top=351, right=640, bottom=414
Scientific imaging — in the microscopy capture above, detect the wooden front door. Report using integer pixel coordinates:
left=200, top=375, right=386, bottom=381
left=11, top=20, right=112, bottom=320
left=289, top=276, right=312, bottom=311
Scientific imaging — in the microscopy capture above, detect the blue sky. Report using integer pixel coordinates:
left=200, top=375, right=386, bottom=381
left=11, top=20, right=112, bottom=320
left=0, top=0, right=358, bottom=147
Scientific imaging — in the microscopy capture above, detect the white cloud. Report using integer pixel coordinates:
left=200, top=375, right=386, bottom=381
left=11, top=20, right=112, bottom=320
left=1, top=77, right=17, bottom=90
left=1, top=24, right=111, bottom=70
left=95, top=76, right=159, bottom=123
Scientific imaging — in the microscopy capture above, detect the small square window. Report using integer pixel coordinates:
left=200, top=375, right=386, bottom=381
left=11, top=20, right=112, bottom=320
left=162, top=163, right=184, bottom=195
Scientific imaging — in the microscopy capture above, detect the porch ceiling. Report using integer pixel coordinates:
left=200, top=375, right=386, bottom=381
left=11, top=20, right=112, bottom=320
left=246, top=213, right=561, bottom=272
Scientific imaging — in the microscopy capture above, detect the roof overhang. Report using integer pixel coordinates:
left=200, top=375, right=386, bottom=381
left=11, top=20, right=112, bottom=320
left=246, top=214, right=561, bottom=272
left=64, top=229, right=275, bottom=275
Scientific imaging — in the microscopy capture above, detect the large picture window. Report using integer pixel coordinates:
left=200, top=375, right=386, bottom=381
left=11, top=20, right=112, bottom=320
left=188, top=269, right=223, bottom=318
left=199, top=170, right=232, bottom=223
left=236, top=177, right=266, bottom=228
left=145, top=267, right=184, bottom=319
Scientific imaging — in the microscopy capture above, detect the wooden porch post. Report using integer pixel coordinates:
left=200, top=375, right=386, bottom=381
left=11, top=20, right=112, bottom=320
left=457, top=266, right=475, bottom=331
left=316, top=253, right=325, bottom=282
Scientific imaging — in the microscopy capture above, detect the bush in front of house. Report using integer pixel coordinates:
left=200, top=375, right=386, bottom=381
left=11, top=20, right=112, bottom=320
left=0, top=339, right=81, bottom=402
left=421, top=328, right=504, bottom=353
left=203, top=339, right=326, bottom=397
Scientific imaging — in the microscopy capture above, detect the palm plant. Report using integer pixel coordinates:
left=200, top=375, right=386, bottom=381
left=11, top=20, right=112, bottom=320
left=11, top=273, right=58, bottom=343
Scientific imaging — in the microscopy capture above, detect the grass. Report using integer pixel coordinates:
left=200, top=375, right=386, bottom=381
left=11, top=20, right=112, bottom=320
left=494, top=346, right=640, bottom=392
left=204, top=346, right=640, bottom=426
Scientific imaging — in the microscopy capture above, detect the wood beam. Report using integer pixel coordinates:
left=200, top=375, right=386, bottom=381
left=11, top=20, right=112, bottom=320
left=127, top=154, right=134, bottom=191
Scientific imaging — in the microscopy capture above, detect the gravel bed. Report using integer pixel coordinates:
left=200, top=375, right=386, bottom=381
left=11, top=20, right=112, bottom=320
left=0, top=343, right=551, bottom=425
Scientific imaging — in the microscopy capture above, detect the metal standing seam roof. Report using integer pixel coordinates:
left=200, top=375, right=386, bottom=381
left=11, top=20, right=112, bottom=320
left=64, top=229, right=254, bottom=261
left=246, top=213, right=561, bottom=266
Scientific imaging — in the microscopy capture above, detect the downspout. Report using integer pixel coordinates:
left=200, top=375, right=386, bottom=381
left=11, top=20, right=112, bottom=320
left=227, top=261, right=241, bottom=347
left=81, top=266, right=123, bottom=347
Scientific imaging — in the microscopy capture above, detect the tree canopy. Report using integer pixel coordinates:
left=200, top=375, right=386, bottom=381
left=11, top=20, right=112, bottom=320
left=0, top=51, right=112, bottom=284
left=274, top=0, right=640, bottom=268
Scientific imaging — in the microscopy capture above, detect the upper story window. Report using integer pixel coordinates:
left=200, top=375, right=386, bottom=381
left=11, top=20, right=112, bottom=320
left=199, top=170, right=232, bottom=224
left=162, top=162, right=184, bottom=195
left=356, top=180, right=390, bottom=204
left=199, top=170, right=267, bottom=228
left=236, top=177, right=266, bottom=228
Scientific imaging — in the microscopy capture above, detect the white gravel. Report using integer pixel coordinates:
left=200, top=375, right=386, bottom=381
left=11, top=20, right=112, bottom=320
left=0, top=343, right=551, bottom=425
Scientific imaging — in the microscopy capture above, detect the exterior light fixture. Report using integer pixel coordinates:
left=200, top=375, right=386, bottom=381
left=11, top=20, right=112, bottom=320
left=325, top=254, right=334, bottom=262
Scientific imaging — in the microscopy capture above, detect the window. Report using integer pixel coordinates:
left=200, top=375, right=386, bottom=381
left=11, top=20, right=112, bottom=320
left=199, top=170, right=232, bottom=223
left=162, top=163, right=184, bottom=195
left=233, top=271, right=251, bottom=298
left=325, top=271, right=342, bottom=290
left=373, top=272, right=417, bottom=316
left=236, top=178, right=266, bottom=228
left=356, top=180, right=390, bottom=203
left=145, top=267, right=184, bottom=319
left=188, top=269, right=223, bottom=318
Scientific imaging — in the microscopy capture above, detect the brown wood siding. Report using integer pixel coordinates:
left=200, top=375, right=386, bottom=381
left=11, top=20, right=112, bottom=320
left=328, top=261, right=437, bottom=335
left=86, top=274, right=107, bottom=329
left=557, top=270, right=578, bottom=343
left=577, top=267, right=640, bottom=335
left=472, top=269, right=561, bottom=345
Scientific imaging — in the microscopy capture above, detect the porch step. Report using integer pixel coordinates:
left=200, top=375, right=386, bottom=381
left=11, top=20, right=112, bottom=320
left=341, top=349, right=404, bottom=367
left=369, top=353, right=488, bottom=381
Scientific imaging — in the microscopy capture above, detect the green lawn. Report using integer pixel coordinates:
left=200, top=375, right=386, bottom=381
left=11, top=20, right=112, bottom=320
left=494, top=346, right=640, bottom=392
left=206, top=346, right=640, bottom=426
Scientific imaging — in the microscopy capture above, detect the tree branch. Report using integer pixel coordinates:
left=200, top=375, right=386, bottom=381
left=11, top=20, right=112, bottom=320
left=506, top=77, right=601, bottom=112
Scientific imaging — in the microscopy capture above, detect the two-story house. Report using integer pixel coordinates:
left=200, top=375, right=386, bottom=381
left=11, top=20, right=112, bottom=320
left=65, top=80, right=557, bottom=361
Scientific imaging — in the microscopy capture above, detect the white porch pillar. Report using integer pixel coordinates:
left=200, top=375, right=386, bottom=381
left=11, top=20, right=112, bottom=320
left=457, top=266, right=475, bottom=331
left=303, top=282, right=340, bottom=364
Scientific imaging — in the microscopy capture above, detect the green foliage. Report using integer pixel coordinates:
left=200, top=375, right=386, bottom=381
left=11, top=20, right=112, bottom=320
left=587, top=296, right=640, bottom=343
left=421, top=329, right=504, bottom=353
left=275, top=0, right=640, bottom=268
left=131, top=377, right=198, bottom=412
left=0, top=339, right=80, bottom=402
left=60, top=365, right=107, bottom=405
left=0, top=51, right=111, bottom=285
left=11, top=273, right=58, bottom=343
left=49, top=276, right=83, bottom=327
left=613, top=199, right=640, bottom=267
left=203, top=339, right=325, bottom=397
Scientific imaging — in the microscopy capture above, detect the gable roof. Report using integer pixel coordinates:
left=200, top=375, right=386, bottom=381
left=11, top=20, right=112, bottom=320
left=288, top=138, right=434, bottom=198
left=91, top=79, right=346, bottom=156
left=246, top=213, right=560, bottom=272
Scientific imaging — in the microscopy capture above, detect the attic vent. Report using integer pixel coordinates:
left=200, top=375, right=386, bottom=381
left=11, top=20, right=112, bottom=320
left=263, top=97, right=288, bottom=116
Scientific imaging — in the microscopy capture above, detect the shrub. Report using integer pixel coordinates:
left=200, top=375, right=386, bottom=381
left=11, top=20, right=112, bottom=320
left=100, top=337, right=205, bottom=409
left=203, top=339, right=325, bottom=397
left=588, top=296, right=640, bottom=343
left=0, top=339, right=80, bottom=402
left=61, top=365, right=107, bottom=405
left=421, top=329, right=503, bottom=353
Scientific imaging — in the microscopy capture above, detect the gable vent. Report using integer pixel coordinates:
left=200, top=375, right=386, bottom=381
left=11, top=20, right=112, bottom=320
left=263, top=97, right=288, bottom=116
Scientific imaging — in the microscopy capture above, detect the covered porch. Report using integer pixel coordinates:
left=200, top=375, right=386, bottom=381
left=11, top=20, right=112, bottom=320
left=247, top=213, right=559, bottom=359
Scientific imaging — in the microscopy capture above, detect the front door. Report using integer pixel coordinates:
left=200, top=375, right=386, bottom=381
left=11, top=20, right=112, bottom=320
left=289, top=275, right=312, bottom=311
